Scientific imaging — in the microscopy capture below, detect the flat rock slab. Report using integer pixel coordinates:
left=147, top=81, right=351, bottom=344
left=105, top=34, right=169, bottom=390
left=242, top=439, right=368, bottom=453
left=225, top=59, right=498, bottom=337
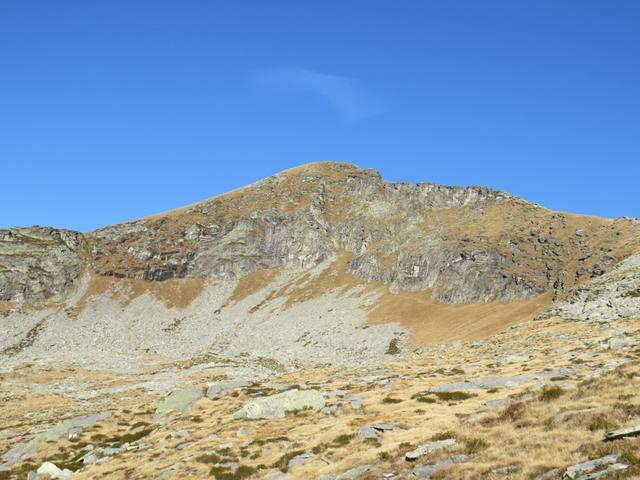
left=370, top=423, right=399, bottom=432
left=405, top=439, right=456, bottom=461
left=154, top=389, right=203, bottom=421
left=288, top=452, right=316, bottom=469
left=563, top=455, right=626, bottom=479
left=317, top=464, right=373, bottom=480
left=413, top=454, right=469, bottom=479
left=604, top=424, right=640, bottom=441
left=234, top=389, right=325, bottom=420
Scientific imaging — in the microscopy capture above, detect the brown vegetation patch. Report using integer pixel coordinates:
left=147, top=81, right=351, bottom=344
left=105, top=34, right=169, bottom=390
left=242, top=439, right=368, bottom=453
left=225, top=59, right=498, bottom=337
left=367, top=288, right=552, bottom=346
left=226, top=268, right=280, bottom=306
left=74, top=274, right=204, bottom=314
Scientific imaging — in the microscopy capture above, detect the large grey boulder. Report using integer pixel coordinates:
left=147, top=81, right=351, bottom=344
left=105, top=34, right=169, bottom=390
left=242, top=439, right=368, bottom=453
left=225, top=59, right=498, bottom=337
left=563, top=455, right=627, bottom=479
left=405, top=439, right=456, bottom=461
left=154, top=389, right=203, bottom=421
left=234, top=389, right=325, bottom=420
left=604, top=424, right=640, bottom=441
left=36, top=461, right=73, bottom=479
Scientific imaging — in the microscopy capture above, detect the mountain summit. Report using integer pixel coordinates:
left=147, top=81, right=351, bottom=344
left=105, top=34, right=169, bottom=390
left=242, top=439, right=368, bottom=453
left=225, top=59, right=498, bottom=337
left=1, top=162, right=639, bottom=366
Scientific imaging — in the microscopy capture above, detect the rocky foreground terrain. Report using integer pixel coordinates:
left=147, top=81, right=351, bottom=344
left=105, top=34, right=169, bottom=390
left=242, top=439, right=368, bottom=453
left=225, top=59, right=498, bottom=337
left=1, top=162, right=639, bottom=479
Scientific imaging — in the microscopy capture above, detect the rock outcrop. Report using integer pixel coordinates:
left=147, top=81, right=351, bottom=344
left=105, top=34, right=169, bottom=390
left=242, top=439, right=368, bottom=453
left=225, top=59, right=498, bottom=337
left=541, top=252, right=640, bottom=322
left=0, top=227, right=86, bottom=304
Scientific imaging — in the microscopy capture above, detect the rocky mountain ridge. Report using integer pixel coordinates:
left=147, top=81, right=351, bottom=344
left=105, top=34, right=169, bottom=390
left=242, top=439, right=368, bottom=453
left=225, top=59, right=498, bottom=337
left=1, top=162, right=639, bottom=371
left=3, top=162, right=639, bottom=307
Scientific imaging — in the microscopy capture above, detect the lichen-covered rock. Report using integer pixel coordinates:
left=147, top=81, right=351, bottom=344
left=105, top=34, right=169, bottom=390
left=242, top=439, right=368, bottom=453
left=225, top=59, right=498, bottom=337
left=154, top=389, right=203, bottom=421
left=0, top=227, right=86, bottom=304
left=563, top=455, right=628, bottom=479
left=233, top=389, right=325, bottom=420
left=405, top=438, right=456, bottom=461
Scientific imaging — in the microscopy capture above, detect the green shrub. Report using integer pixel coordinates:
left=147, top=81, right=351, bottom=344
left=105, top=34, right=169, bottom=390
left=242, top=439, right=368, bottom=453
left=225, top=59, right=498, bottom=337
left=382, top=396, right=403, bottom=404
left=539, top=385, right=565, bottom=402
left=464, top=437, right=489, bottom=454
left=386, top=338, right=401, bottom=355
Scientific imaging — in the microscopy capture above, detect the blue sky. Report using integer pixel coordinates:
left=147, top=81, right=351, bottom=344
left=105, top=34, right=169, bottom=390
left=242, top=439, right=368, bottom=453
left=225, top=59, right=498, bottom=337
left=1, top=1, right=639, bottom=231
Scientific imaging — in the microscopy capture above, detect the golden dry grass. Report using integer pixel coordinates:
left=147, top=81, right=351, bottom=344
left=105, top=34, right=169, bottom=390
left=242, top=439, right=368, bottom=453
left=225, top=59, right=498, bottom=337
left=74, top=274, right=204, bottom=314
left=2, top=317, right=640, bottom=479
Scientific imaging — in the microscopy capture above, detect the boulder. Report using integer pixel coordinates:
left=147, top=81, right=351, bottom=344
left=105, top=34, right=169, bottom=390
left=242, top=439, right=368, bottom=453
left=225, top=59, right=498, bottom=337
left=563, top=455, right=627, bottom=479
left=405, top=439, right=456, bottom=461
left=234, top=389, right=325, bottom=420
left=413, top=454, right=469, bottom=479
left=206, top=381, right=249, bottom=400
left=288, top=452, right=315, bottom=469
left=36, top=462, right=73, bottom=479
left=357, top=426, right=381, bottom=443
left=154, top=389, right=203, bottom=421
left=604, top=424, right=640, bottom=441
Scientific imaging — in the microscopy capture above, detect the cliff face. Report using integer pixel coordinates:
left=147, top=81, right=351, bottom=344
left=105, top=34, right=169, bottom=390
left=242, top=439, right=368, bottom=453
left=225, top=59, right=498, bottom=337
left=0, top=227, right=86, bottom=304
left=3, top=162, right=640, bottom=307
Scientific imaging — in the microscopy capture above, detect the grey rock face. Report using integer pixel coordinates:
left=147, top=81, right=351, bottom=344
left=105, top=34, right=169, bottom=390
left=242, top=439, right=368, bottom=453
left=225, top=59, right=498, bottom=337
left=4, top=163, right=640, bottom=311
left=0, top=227, right=86, bottom=304
left=542, top=252, right=640, bottom=322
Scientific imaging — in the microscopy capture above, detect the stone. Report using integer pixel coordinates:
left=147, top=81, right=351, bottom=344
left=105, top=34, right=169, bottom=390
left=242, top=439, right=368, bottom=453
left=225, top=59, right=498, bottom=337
left=156, top=464, right=181, bottom=480
left=206, top=381, right=249, bottom=400
left=405, top=439, right=456, bottom=461
left=534, top=469, right=560, bottom=480
left=288, top=452, right=315, bottom=468
left=412, top=454, right=469, bottom=479
left=370, top=423, right=398, bottom=432
left=563, top=455, right=625, bottom=479
left=481, top=398, right=513, bottom=410
left=265, top=469, right=291, bottom=480
left=491, top=465, right=519, bottom=475
left=154, top=389, right=203, bottom=421
left=321, top=405, right=338, bottom=416
left=500, top=354, right=529, bottom=365
left=465, top=412, right=488, bottom=424
left=604, top=424, right=640, bottom=441
left=552, top=409, right=596, bottom=423
left=337, top=464, right=373, bottom=479
left=236, top=427, right=254, bottom=437
left=357, top=426, right=381, bottom=443
left=1, top=412, right=111, bottom=468
left=603, top=334, right=633, bottom=350
left=36, top=462, right=73, bottom=479
left=233, top=389, right=325, bottom=420
left=316, top=465, right=375, bottom=480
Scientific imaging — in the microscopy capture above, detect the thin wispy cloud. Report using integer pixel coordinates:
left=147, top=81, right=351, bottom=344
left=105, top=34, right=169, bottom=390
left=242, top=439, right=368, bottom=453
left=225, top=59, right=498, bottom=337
left=251, top=66, right=380, bottom=121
